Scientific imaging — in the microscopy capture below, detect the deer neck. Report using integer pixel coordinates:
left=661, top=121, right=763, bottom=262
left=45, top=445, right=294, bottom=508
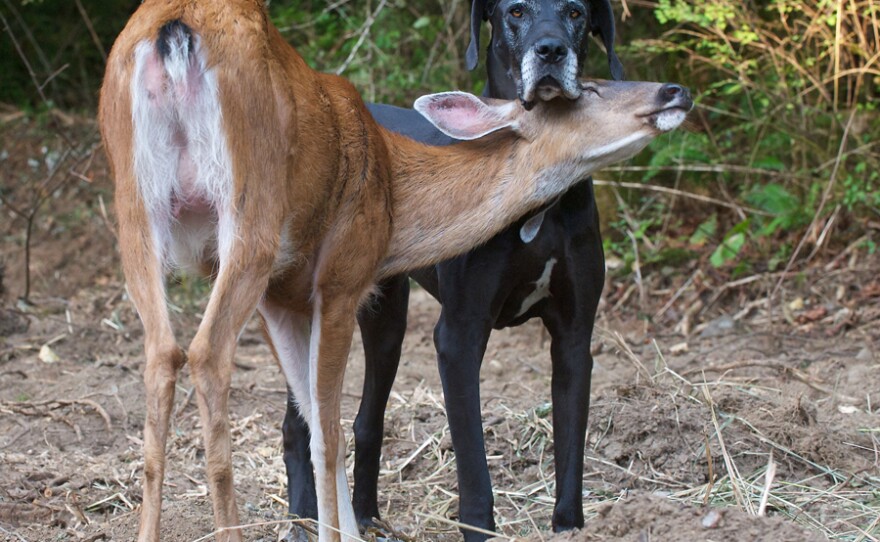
left=378, top=129, right=584, bottom=278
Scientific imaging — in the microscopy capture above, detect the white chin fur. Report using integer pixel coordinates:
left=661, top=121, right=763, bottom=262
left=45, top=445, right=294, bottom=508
left=537, top=87, right=562, bottom=101
left=654, top=109, right=687, bottom=132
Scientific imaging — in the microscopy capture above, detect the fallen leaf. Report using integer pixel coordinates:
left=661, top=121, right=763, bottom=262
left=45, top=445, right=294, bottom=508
left=39, top=344, right=60, bottom=363
left=796, top=306, right=827, bottom=324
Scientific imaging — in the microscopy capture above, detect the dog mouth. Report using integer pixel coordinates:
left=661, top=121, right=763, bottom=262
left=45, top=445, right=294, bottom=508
left=534, top=75, right=581, bottom=101
left=521, top=75, right=582, bottom=110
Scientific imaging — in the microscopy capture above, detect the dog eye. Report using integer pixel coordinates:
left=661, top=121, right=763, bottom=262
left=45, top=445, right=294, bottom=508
left=509, top=7, right=523, bottom=18
left=570, top=9, right=582, bottom=19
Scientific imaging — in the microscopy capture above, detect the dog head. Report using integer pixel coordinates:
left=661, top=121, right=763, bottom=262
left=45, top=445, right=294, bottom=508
left=466, top=0, right=624, bottom=109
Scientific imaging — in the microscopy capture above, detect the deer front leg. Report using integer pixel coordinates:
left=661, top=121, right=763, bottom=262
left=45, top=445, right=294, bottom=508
left=186, top=225, right=277, bottom=542
left=309, top=292, right=361, bottom=541
left=115, top=199, right=184, bottom=542
left=259, top=300, right=317, bottom=541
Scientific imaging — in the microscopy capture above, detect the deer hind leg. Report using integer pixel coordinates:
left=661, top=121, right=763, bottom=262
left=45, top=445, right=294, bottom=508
left=186, top=249, right=274, bottom=542
left=184, top=175, right=280, bottom=542
left=182, top=142, right=282, bottom=542
left=104, top=40, right=186, bottom=542
left=115, top=199, right=184, bottom=542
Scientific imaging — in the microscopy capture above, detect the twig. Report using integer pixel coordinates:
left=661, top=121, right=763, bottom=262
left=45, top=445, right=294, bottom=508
left=0, top=398, right=112, bottom=431
left=702, top=431, right=715, bottom=505
left=655, top=270, right=699, bottom=320
left=804, top=204, right=841, bottom=263
left=593, top=179, right=772, bottom=216
left=189, top=518, right=328, bottom=542
left=414, top=512, right=510, bottom=540
left=627, top=230, right=646, bottom=312
left=610, top=331, right=654, bottom=384
left=683, top=360, right=859, bottom=402
left=757, top=453, right=777, bottom=516
left=73, top=0, right=107, bottom=63
left=0, top=0, right=53, bottom=86
left=335, top=0, right=389, bottom=75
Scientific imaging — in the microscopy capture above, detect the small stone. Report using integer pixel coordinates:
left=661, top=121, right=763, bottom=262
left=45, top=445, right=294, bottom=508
left=838, top=405, right=859, bottom=415
left=856, top=347, right=873, bottom=361
left=701, top=509, right=723, bottom=528
left=39, top=344, right=60, bottom=363
left=699, top=315, right=735, bottom=338
left=670, top=342, right=689, bottom=354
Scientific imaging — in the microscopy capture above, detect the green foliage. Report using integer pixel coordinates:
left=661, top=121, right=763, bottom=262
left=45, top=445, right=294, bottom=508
left=2, top=0, right=878, bottom=277
left=746, top=183, right=808, bottom=236
left=268, top=0, right=479, bottom=106
left=605, top=0, right=879, bottom=274
left=0, top=0, right=136, bottom=109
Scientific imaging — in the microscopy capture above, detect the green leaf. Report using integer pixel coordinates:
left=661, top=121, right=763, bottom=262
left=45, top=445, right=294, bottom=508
left=689, top=214, right=718, bottom=247
left=747, top=183, right=798, bottom=216
left=752, top=157, right=786, bottom=171
left=710, top=232, right=746, bottom=267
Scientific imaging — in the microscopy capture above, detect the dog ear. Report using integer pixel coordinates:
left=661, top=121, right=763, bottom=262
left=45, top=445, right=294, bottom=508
left=465, top=0, right=490, bottom=71
left=591, top=0, right=625, bottom=81
left=414, top=92, right=519, bottom=140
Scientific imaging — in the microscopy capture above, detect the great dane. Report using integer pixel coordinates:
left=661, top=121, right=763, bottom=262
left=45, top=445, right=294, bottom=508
left=282, top=1, right=623, bottom=539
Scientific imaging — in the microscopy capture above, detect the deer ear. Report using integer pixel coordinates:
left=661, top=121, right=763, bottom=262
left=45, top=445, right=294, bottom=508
left=414, top=92, right=519, bottom=141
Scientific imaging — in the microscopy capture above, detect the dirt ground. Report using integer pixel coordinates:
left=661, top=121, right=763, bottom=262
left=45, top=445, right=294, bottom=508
left=1, top=116, right=879, bottom=541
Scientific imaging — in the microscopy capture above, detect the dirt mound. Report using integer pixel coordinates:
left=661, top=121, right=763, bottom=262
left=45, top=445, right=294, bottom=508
left=587, top=382, right=875, bottom=489
left=589, top=385, right=714, bottom=488
left=523, top=493, right=829, bottom=541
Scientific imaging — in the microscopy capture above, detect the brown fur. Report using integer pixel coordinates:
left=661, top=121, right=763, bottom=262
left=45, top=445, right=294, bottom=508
left=99, top=2, right=678, bottom=541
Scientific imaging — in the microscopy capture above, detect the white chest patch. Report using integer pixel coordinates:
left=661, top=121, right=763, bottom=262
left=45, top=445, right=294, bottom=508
left=515, top=257, right=557, bottom=318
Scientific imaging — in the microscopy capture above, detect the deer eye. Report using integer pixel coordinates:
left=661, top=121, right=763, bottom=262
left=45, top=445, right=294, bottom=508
left=509, top=7, right=524, bottom=18
left=570, top=9, right=582, bottom=19
left=579, top=82, right=600, bottom=96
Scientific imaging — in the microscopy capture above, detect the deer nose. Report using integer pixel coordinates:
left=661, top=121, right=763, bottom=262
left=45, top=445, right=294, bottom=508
left=659, top=83, right=691, bottom=103
left=534, top=38, right=568, bottom=64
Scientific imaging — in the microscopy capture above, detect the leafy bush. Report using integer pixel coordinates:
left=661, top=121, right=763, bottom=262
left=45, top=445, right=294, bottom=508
left=2, top=0, right=877, bottom=276
left=604, top=0, right=879, bottom=272
left=269, top=0, right=481, bottom=105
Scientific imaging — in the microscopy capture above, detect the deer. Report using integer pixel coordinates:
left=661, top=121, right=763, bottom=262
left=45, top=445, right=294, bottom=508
left=97, top=1, right=692, bottom=541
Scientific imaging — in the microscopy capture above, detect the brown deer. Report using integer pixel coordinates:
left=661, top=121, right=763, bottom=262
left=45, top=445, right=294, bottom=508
left=98, top=1, right=691, bottom=540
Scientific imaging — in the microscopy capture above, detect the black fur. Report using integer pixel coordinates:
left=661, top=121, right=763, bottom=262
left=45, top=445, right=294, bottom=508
left=156, top=20, right=193, bottom=61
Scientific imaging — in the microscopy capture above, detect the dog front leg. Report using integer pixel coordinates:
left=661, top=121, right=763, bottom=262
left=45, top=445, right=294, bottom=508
left=352, top=275, right=410, bottom=526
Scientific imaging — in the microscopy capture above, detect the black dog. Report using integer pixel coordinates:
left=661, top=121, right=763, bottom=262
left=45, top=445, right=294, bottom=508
left=282, top=1, right=623, bottom=539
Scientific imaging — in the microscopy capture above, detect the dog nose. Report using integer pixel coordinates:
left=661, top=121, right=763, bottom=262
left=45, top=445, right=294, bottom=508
left=659, top=83, right=691, bottom=103
left=534, top=37, right=567, bottom=64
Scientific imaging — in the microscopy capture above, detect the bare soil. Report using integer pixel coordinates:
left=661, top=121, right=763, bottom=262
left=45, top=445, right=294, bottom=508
left=1, top=116, right=878, bottom=541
